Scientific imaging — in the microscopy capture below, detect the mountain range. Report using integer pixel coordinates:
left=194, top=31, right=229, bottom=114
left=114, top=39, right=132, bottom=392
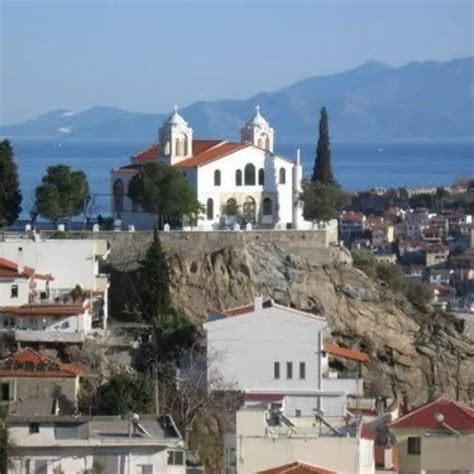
left=2, top=57, right=473, bottom=143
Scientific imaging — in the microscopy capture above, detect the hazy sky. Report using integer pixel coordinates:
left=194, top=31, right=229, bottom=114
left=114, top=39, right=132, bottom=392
left=1, top=0, right=473, bottom=125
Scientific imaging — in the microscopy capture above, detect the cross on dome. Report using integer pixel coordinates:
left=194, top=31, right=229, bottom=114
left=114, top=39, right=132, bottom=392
left=167, top=105, right=187, bottom=125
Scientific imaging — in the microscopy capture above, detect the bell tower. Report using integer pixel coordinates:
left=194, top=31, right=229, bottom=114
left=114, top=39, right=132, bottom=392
left=240, top=105, right=274, bottom=153
left=159, top=106, right=193, bottom=165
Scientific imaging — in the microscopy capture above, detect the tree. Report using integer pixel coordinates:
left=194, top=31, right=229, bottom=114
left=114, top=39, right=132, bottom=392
left=302, top=180, right=350, bottom=222
left=35, top=164, right=90, bottom=222
left=312, top=107, right=337, bottom=186
left=0, top=140, right=22, bottom=227
left=94, top=371, right=154, bottom=415
left=128, top=162, right=203, bottom=225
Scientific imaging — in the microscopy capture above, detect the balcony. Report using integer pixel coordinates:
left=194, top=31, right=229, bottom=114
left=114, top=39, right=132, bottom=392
left=322, top=371, right=363, bottom=396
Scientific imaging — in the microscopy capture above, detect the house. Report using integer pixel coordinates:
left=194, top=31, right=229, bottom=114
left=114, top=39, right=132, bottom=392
left=0, top=347, right=84, bottom=410
left=257, top=462, right=336, bottom=474
left=422, top=226, right=443, bottom=244
left=7, top=413, right=186, bottom=474
left=0, top=301, right=92, bottom=344
left=111, top=106, right=312, bottom=230
left=425, top=244, right=449, bottom=267
left=372, top=248, right=397, bottom=264
left=404, top=264, right=426, bottom=281
left=0, top=239, right=110, bottom=328
left=339, top=211, right=367, bottom=241
left=428, top=215, right=449, bottom=237
left=204, top=297, right=366, bottom=408
left=366, top=217, right=394, bottom=246
left=431, top=285, right=456, bottom=310
left=0, top=257, right=53, bottom=307
left=231, top=402, right=375, bottom=474
left=390, top=396, right=474, bottom=474
left=428, top=268, right=453, bottom=286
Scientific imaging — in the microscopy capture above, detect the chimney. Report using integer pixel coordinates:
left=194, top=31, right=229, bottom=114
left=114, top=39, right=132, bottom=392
left=17, top=247, right=24, bottom=274
left=254, top=295, right=263, bottom=311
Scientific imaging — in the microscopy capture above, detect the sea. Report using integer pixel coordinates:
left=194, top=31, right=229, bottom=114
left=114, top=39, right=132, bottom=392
left=9, top=138, right=474, bottom=218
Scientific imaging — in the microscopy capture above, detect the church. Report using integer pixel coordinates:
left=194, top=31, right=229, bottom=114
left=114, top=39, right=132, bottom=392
left=111, top=106, right=309, bottom=230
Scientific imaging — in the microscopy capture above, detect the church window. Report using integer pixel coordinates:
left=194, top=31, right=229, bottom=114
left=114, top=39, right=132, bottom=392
left=183, top=138, right=189, bottom=156
left=263, top=197, right=273, bottom=216
left=236, top=170, right=242, bottom=186
left=206, top=198, right=214, bottom=220
left=243, top=196, right=256, bottom=223
left=214, top=170, right=221, bottom=186
left=244, top=163, right=256, bottom=186
left=279, top=168, right=286, bottom=184
left=258, top=168, right=265, bottom=185
left=265, top=135, right=271, bottom=150
left=113, top=179, right=124, bottom=212
left=164, top=141, right=170, bottom=156
left=225, top=198, right=238, bottom=216
left=258, top=137, right=264, bottom=148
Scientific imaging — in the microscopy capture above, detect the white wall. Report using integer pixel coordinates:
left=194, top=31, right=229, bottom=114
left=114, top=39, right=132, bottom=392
left=0, top=241, right=105, bottom=291
left=0, top=278, right=29, bottom=306
left=205, top=307, right=327, bottom=392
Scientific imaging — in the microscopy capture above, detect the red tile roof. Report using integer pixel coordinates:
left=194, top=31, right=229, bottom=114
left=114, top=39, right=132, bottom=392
left=244, top=392, right=284, bottom=402
left=258, top=462, right=336, bottom=474
left=0, top=304, right=86, bottom=317
left=390, top=397, right=474, bottom=430
left=129, top=139, right=248, bottom=169
left=0, top=257, right=54, bottom=281
left=0, top=347, right=85, bottom=378
left=323, top=343, right=370, bottom=363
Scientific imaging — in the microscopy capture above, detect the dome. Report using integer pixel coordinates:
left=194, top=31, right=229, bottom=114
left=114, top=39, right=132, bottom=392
left=245, top=105, right=269, bottom=127
left=166, top=105, right=187, bottom=125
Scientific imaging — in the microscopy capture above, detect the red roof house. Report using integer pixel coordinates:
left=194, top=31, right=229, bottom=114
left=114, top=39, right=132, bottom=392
left=257, top=462, right=336, bottom=474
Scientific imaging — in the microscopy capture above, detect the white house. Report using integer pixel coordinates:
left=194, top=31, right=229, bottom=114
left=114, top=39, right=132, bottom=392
left=111, top=106, right=311, bottom=230
left=7, top=413, right=185, bottom=474
left=0, top=300, right=92, bottom=344
left=204, top=297, right=367, bottom=417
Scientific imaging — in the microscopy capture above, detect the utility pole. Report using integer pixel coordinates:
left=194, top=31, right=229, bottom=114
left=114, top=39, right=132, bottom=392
left=153, top=363, right=160, bottom=415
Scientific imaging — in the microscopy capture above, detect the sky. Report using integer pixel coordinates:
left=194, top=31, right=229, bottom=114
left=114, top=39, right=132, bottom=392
left=1, top=0, right=473, bottom=125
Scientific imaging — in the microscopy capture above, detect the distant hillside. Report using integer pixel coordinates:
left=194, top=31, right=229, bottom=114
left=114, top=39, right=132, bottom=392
left=2, top=57, right=473, bottom=143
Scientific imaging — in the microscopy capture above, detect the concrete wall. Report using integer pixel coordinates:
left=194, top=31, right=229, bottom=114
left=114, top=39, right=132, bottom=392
left=0, top=376, right=77, bottom=404
left=0, top=240, right=107, bottom=291
left=236, top=410, right=374, bottom=474
left=392, top=427, right=426, bottom=474
left=420, top=435, right=474, bottom=473
left=205, top=307, right=327, bottom=392
left=0, top=278, right=29, bottom=307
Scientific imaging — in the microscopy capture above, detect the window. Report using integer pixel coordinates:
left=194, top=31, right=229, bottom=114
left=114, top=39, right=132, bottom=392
left=299, top=362, right=306, bottom=379
left=1, top=383, right=9, bottom=401
left=137, top=465, right=153, bottom=474
left=206, top=198, right=214, bottom=220
left=214, top=169, right=221, bottom=186
left=279, top=168, right=286, bottom=184
left=244, top=163, right=256, bottom=185
left=274, top=362, right=280, bottom=379
left=113, top=179, right=124, bottom=212
left=407, top=437, right=421, bottom=455
left=235, top=170, right=242, bottom=186
left=11, top=285, right=18, bottom=298
left=262, top=197, right=273, bottom=216
left=258, top=168, right=265, bottom=185
left=175, top=138, right=181, bottom=156
left=29, top=423, right=40, bottom=434
left=167, top=450, right=184, bottom=465
left=286, top=362, right=293, bottom=379
left=295, top=409, right=301, bottom=417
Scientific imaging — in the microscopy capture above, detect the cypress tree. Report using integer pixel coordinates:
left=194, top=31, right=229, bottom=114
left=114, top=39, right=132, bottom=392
left=0, top=140, right=22, bottom=226
left=311, top=107, right=338, bottom=187
left=139, top=228, right=171, bottom=320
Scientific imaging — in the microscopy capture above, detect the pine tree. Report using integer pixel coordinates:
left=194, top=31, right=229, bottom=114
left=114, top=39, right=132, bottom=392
left=311, top=107, right=338, bottom=187
left=0, top=140, right=22, bottom=227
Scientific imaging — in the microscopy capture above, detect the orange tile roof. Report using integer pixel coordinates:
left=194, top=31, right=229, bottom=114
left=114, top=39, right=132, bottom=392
left=0, top=257, right=54, bottom=281
left=258, top=462, right=336, bottom=474
left=0, top=304, right=86, bottom=317
left=174, top=141, right=248, bottom=168
left=323, top=342, right=370, bottom=363
left=0, top=347, right=85, bottom=378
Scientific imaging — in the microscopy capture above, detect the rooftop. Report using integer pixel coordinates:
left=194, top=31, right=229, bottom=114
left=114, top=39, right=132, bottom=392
left=0, top=303, right=87, bottom=317
left=323, top=342, right=370, bottom=363
left=0, top=257, right=54, bottom=281
left=257, top=462, right=336, bottom=474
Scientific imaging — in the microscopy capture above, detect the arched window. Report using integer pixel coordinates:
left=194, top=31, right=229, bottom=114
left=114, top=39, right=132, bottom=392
left=214, top=169, right=221, bottom=186
left=243, top=196, right=256, bottom=223
left=206, top=198, right=214, bottom=220
left=258, top=168, right=265, bottom=185
left=260, top=133, right=269, bottom=150
left=257, top=137, right=264, bottom=148
left=175, top=138, right=181, bottom=156
left=279, top=168, right=286, bottom=184
left=183, top=138, right=188, bottom=157
left=236, top=170, right=242, bottom=186
left=113, top=179, right=124, bottom=212
left=164, top=141, right=170, bottom=155
left=244, top=163, right=256, bottom=186
left=265, top=135, right=271, bottom=151
left=263, top=197, right=273, bottom=216
left=225, top=198, right=238, bottom=216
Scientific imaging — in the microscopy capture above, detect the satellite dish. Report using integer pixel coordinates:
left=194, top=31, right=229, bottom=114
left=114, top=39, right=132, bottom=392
left=433, top=412, right=445, bottom=423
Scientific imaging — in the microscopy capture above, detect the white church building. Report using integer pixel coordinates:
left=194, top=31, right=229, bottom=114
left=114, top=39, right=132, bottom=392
left=111, top=106, right=310, bottom=230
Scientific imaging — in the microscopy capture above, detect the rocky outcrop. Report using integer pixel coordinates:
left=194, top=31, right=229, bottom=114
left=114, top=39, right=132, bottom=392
left=105, top=233, right=473, bottom=406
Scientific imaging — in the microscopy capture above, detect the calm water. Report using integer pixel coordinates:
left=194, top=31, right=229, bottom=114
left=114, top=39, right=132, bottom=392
left=9, top=138, right=474, bottom=217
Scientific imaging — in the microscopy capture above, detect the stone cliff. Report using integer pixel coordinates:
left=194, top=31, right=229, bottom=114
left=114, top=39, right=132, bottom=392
left=104, top=231, right=474, bottom=405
